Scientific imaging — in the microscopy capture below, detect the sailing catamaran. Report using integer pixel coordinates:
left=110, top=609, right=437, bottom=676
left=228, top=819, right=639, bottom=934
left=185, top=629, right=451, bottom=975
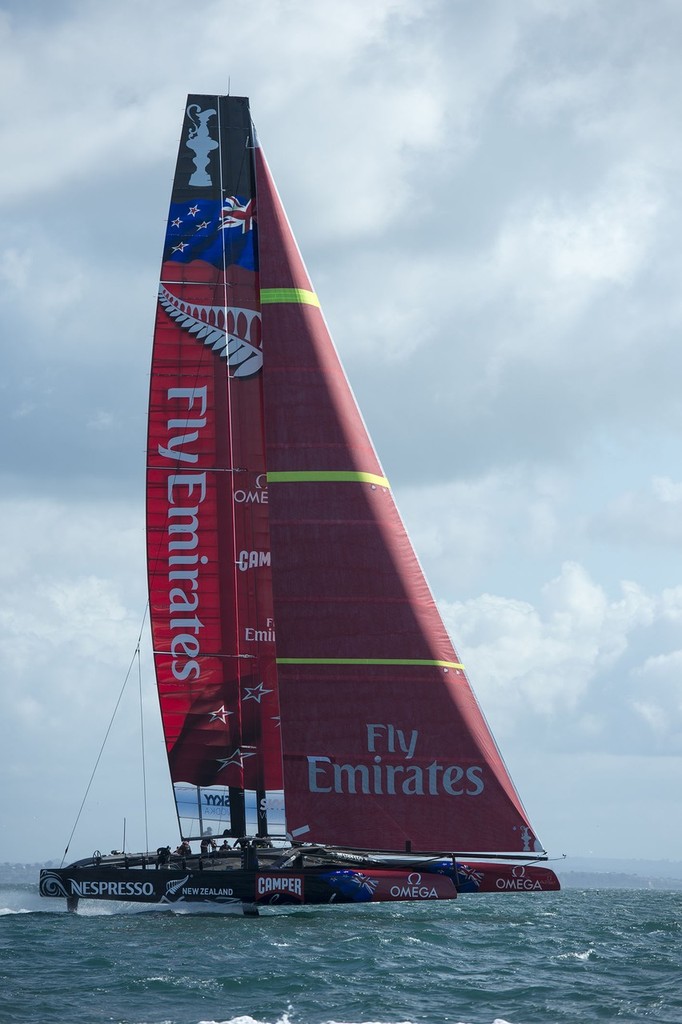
left=40, top=94, right=559, bottom=913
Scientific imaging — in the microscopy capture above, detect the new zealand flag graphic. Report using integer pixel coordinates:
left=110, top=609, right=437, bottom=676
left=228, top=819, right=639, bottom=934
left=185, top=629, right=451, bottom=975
left=163, top=196, right=257, bottom=270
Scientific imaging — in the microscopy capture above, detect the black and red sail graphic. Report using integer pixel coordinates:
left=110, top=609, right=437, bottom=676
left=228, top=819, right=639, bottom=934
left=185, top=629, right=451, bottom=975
left=147, top=96, right=282, bottom=839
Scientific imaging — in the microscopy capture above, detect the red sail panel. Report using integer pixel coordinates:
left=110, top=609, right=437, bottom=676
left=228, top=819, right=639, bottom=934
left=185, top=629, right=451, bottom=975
left=147, top=97, right=282, bottom=837
left=256, top=147, right=543, bottom=854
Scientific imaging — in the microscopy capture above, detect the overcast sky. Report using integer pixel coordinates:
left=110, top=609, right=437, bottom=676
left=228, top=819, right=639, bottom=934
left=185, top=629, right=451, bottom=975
left=1, top=0, right=681, bottom=866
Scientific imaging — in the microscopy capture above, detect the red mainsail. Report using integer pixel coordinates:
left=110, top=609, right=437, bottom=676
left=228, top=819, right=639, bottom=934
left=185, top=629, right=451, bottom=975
left=147, top=95, right=545, bottom=855
left=147, top=96, right=281, bottom=839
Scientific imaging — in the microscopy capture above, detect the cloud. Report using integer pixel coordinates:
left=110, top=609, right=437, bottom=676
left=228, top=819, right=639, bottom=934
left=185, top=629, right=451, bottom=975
left=0, top=494, right=163, bottom=858
left=632, top=653, right=682, bottom=735
left=395, top=466, right=566, bottom=594
left=0, top=498, right=145, bottom=694
left=439, top=561, right=682, bottom=756
left=591, top=476, right=682, bottom=547
left=489, top=167, right=660, bottom=330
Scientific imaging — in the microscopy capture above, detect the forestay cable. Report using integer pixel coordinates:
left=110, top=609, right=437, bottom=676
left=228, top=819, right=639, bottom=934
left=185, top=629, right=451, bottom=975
left=60, top=607, right=150, bottom=867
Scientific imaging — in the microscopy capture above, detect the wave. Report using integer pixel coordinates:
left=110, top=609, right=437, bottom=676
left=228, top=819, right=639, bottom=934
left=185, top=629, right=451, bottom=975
left=0, top=886, right=59, bottom=915
left=190, top=1019, right=514, bottom=1024
left=192, top=1018, right=515, bottom=1024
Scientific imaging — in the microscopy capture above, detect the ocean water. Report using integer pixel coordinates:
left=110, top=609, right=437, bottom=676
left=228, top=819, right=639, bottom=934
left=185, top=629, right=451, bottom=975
left=1, top=884, right=680, bottom=1024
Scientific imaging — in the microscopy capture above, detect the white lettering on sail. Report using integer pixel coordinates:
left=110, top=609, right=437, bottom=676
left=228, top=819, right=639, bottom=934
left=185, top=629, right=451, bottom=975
left=158, top=387, right=209, bottom=682
left=307, top=756, right=483, bottom=797
left=367, top=723, right=418, bottom=759
left=234, top=473, right=268, bottom=504
left=308, top=756, right=332, bottom=793
left=244, top=627, right=276, bottom=641
left=306, top=722, right=485, bottom=797
left=244, top=617, right=276, bottom=643
left=237, top=550, right=271, bottom=572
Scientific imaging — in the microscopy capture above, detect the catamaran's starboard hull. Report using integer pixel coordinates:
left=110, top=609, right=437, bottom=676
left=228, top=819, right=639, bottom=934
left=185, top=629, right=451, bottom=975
left=453, top=860, right=561, bottom=893
left=39, top=859, right=559, bottom=910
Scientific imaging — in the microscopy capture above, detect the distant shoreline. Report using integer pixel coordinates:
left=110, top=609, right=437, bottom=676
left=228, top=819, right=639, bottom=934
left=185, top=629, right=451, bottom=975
left=559, top=871, right=682, bottom=890
left=556, top=856, right=682, bottom=890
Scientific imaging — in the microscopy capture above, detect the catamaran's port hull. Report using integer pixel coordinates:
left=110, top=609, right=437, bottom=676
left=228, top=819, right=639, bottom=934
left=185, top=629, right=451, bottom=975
left=40, top=865, right=457, bottom=907
left=39, top=856, right=559, bottom=910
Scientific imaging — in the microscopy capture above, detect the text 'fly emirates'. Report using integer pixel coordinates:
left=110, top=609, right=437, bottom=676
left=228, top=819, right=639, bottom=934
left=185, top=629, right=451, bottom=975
left=159, top=386, right=209, bottom=683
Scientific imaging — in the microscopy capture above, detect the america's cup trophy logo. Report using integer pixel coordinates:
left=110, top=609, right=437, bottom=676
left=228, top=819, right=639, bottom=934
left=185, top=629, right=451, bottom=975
left=186, top=104, right=218, bottom=186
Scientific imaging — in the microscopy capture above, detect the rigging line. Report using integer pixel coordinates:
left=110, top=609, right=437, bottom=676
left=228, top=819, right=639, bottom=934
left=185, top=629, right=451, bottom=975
left=137, top=642, right=149, bottom=854
left=221, top=104, right=267, bottom=828
left=218, top=100, right=246, bottom=760
left=60, top=605, right=151, bottom=867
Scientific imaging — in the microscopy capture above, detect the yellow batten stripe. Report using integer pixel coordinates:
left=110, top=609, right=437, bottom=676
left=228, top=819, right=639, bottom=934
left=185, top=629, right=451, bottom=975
left=268, top=470, right=390, bottom=488
left=260, top=287, right=320, bottom=306
left=276, top=658, right=464, bottom=670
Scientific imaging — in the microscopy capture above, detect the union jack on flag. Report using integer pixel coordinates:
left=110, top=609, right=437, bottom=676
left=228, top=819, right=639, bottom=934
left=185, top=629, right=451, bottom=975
left=457, top=863, right=484, bottom=888
left=320, top=869, right=378, bottom=902
left=163, top=196, right=257, bottom=271
left=222, top=196, right=256, bottom=234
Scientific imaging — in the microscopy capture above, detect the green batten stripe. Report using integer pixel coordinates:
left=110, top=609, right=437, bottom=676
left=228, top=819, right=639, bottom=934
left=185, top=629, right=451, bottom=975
left=276, top=658, right=464, bottom=670
left=268, top=470, right=390, bottom=488
left=260, top=287, right=320, bottom=306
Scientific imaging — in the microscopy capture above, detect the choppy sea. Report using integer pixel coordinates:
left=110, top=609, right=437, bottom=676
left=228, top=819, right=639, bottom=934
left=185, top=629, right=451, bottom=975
left=1, top=884, right=680, bottom=1024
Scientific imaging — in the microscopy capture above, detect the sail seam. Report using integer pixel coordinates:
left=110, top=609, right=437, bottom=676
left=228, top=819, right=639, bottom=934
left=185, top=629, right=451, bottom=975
left=276, top=658, right=464, bottom=669
left=268, top=470, right=390, bottom=487
left=260, top=287, right=320, bottom=306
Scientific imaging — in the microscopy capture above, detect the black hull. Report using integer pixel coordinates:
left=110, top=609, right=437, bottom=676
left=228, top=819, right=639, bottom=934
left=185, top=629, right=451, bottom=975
left=40, top=862, right=457, bottom=911
left=39, top=848, right=559, bottom=911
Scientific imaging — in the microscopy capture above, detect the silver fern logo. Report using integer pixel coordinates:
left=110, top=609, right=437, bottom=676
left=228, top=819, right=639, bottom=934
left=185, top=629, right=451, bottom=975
left=165, top=874, right=190, bottom=898
left=158, top=285, right=262, bottom=379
